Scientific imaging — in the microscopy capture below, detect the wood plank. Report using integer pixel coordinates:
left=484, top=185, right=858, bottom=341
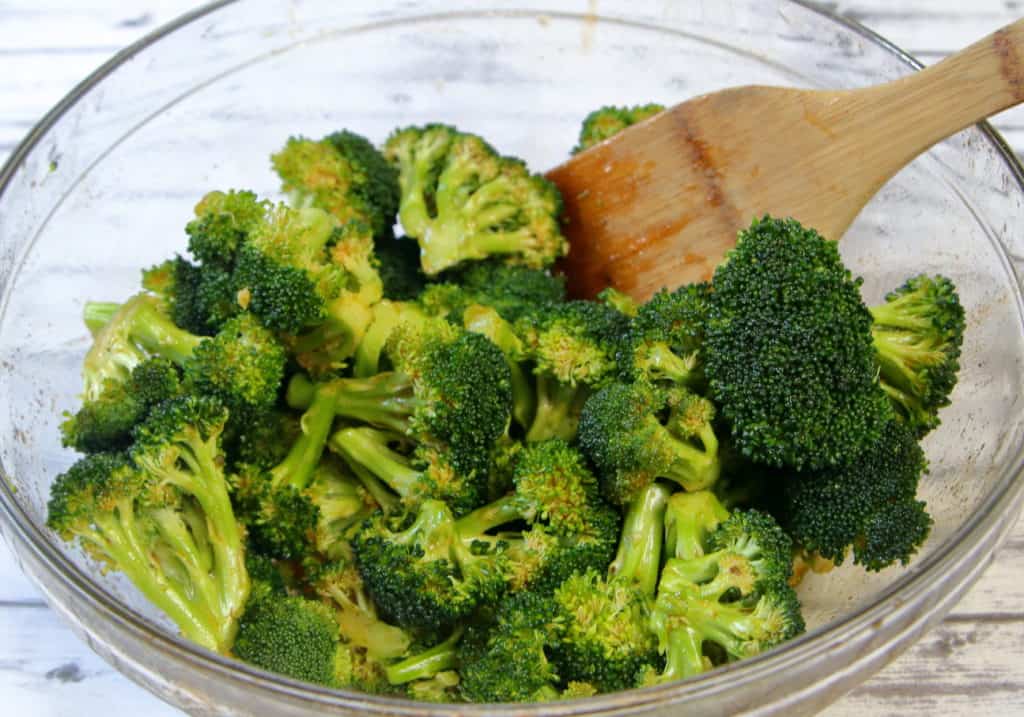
left=822, top=618, right=1024, bottom=716
left=0, top=603, right=183, bottom=716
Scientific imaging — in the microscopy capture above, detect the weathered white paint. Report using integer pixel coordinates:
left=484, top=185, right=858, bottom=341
left=0, top=0, right=1022, bottom=714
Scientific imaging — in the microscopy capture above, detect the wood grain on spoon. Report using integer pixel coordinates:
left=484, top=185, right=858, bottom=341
left=547, top=19, right=1024, bottom=301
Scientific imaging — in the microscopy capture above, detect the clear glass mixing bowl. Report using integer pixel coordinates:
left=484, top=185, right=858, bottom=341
left=1, top=1, right=1023, bottom=715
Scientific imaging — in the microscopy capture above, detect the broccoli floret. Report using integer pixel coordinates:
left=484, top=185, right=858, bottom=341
left=444, top=261, right=567, bottom=323
left=705, top=216, right=893, bottom=470
left=597, top=287, right=639, bottom=317
left=617, top=283, right=710, bottom=388
left=517, top=300, right=627, bottom=442
left=774, top=419, right=932, bottom=571
left=352, top=300, right=427, bottom=378
left=272, top=131, right=400, bottom=239
left=383, top=125, right=568, bottom=274
left=574, top=103, right=665, bottom=153
left=454, top=439, right=620, bottom=594
left=183, top=312, right=287, bottom=414
left=313, top=558, right=412, bottom=662
left=869, top=274, right=966, bottom=437
left=61, top=357, right=181, bottom=452
left=186, top=189, right=270, bottom=268
left=462, top=304, right=536, bottom=432
left=643, top=492, right=804, bottom=685
left=48, top=396, right=250, bottom=653
left=234, top=594, right=353, bottom=686
left=459, top=592, right=564, bottom=702
left=545, top=482, right=671, bottom=692
left=352, top=499, right=506, bottom=631
left=305, top=458, right=378, bottom=559
left=578, top=381, right=721, bottom=506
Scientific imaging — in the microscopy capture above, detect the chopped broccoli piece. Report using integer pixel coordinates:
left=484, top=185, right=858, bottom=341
left=574, top=103, right=665, bottom=153
left=870, top=274, right=965, bottom=437
left=705, top=216, right=893, bottom=470
left=384, top=125, right=568, bottom=274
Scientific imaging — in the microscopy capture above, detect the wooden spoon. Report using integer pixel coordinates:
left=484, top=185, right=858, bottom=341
left=546, top=19, right=1024, bottom=301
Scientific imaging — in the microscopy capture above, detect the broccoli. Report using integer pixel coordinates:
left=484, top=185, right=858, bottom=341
left=454, top=439, right=621, bottom=594
left=48, top=397, right=250, bottom=653
left=704, top=216, right=893, bottom=470
left=234, top=593, right=354, bottom=687
left=305, top=458, right=379, bottom=559
left=597, top=287, right=639, bottom=317
left=461, top=304, right=536, bottom=432
left=772, top=419, right=932, bottom=571
left=60, top=357, right=181, bottom=452
left=616, top=282, right=710, bottom=388
left=869, top=274, right=966, bottom=437
left=644, top=493, right=804, bottom=684
left=186, top=189, right=269, bottom=268
left=544, top=482, right=671, bottom=692
left=271, top=130, right=400, bottom=239
left=516, top=300, right=627, bottom=442
left=82, top=300, right=121, bottom=336
left=578, top=381, right=721, bottom=506
left=436, top=261, right=568, bottom=323
left=573, top=103, right=665, bottom=153
left=143, top=255, right=240, bottom=336
left=384, top=628, right=463, bottom=686
left=383, top=125, right=568, bottom=274
left=351, top=499, right=506, bottom=631
left=351, top=299, right=426, bottom=378
left=459, top=592, right=564, bottom=702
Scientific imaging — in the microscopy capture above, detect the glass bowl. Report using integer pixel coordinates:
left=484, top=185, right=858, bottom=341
left=2, top=1, right=1023, bottom=715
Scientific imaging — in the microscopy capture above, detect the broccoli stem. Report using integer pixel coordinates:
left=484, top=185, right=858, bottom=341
left=287, top=373, right=418, bottom=436
left=869, top=300, right=933, bottom=331
left=680, top=597, right=761, bottom=660
left=660, top=625, right=706, bottom=681
left=641, top=343, right=699, bottom=385
left=269, top=383, right=340, bottom=492
left=384, top=628, right=463, bottom=685
left=393, top=499, right=458, bottom=563
left=345, top=459, right=401, bottom=514
left=454, top=494, right=524, bottom=536
left=608, top=482, right=671, bottom=597
left=526, top=375, right=585, bottom=443
left=83, top=301, right=121, bottom=336
left=329, top=427, right=421, bottom=500
left=663, top=491, right=728, bottom=561
left=127, top=298, right=204, bottom=364
left=651, top=417, right=720, bottom=492
left=872, top=331, right=943, bottom=394
left=91, top=505, right=222, bottom=650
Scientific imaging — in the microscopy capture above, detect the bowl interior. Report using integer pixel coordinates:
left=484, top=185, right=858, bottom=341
left=2, top=0, right=1024, bottom=710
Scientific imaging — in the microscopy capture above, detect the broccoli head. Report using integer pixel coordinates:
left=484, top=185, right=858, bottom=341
left=383, top=125, right=568, bottom=274
left=870, top=274, right=966, bottom=437
left=574, top=103, right=666, bottom=153
left=272, top=130, right=399, bottom=239
left=705, top=216, right=893, bottom=470
left=186, top=189, right=269, bottom=268
left=578, top=381, right=721, bottom=506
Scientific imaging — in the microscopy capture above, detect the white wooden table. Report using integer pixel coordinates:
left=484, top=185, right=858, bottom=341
left=2, top=1, right=1023, bottom=715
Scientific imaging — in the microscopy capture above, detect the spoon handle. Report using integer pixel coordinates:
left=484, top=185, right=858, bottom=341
left=830, top=19, right=1024, bottom=182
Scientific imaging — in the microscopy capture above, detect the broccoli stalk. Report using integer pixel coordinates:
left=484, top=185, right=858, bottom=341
left=384, top=628, right=463, bottom=686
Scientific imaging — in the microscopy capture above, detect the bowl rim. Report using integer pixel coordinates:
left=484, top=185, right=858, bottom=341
left=1, top=0, right=1024, bottom=713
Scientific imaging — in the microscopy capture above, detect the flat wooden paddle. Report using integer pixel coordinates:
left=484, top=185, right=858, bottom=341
left=547, top=19, right=1024, bottom=301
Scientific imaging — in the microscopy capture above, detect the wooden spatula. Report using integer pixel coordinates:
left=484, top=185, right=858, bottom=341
left=547, top=19, right=1024, bottom=301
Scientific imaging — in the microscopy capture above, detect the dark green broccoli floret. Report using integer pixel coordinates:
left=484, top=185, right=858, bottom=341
left=773, top=419, right=932, bottom=571
left=352, top=499, right=506, bottom=631
left=574, top=103, right=665, bottom=153
left=516, top=300, right=627, bottom=442
left=617, top=282, right=710, bottom=388
left=705, top=216, right=893, bottom=470
left=459, top=592, right=564, bottom=702
left=869, top=274, right=966, bottom=437
left=48, top=397, right=250, bottom=653
left=234, top=594, right=353, bottom=686
left=272, top=130, right=400, bottom=239
left=443, top=261, right=567, bottom=323
left=61, top=357, right=181, bottom=452
left=383, top=125, right=568, bottom=275
left=578, top=381, right=721, bottom=506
